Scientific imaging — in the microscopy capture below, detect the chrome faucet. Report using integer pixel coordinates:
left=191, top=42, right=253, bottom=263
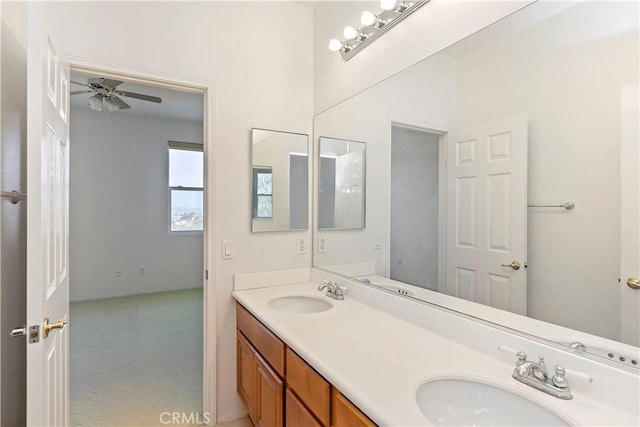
left=318, top=280, right=344, bottom=300
left=512, top=352, right=572, bottom=400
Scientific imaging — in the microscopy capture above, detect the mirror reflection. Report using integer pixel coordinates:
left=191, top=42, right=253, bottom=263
left=318, top=137, right=366, bottom=230
left=251, top=128, right=308, bottom=232
left=313, top=1, right=639, bottom=366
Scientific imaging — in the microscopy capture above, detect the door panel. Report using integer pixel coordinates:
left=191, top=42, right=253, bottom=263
left=26, top=2, right=70, bottom=425
left=255, top=353, right=283, bottom=427
left=620, top=83, right=640, bottom=346
left=446, top=115, right=527, bottom=315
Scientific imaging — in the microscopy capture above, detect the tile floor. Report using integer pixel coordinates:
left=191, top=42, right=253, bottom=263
left=70, top=288, right=203, bottom=426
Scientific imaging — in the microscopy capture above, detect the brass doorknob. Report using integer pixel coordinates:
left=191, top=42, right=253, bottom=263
left=43, top=317, right=68, bottom=339
left=501, top=261, right=521, bottom=271
left=627, top=277, right=640, bottom=290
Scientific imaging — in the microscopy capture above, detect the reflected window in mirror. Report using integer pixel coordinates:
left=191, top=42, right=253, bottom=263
left=252, top=167, right=273, bottom=219
left=318, top=137, right=366, bottom=230
left=251, top=128, right=309, bottom=232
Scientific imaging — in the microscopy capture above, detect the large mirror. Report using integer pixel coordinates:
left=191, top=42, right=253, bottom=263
left=318, top=137, right=366, bottom=230
left=252, top=128, right=309, bottom=232
left=313, top=1, right=639, bottom=368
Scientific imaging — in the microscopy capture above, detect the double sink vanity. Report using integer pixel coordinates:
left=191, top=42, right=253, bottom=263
left=233, top=269, right=640, bottom=426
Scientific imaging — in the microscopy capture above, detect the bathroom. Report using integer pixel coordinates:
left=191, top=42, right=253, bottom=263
left=0, top=0, right=638, bottom=426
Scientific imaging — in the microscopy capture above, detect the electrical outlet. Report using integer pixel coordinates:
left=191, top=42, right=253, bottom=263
left=297, top=237, right=307, bottom=255
left=140, top=267, right=145, bottom=276
left=318, top=236, right=327, bottom=253
left=115, top=271, right=122, bottom=278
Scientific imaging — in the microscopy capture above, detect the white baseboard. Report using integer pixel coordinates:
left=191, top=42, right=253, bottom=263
left=216, top=408, right=248, bottom=424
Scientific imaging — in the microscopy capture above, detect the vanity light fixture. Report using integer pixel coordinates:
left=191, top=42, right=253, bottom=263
left=329, top=0, right=430, bottom=61
left=361, top=11, right=387, bottom=29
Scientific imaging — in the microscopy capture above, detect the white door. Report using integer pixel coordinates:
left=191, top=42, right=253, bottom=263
left=26, top=3, right=70, bottom=425
left=620, top=83, right=639, bottom=346
left=445, top=115, right=528, bottom=315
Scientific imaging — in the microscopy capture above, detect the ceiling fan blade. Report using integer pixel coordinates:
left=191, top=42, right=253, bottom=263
left=119, top=91, right=162, bottom=103
left=101, top=78, right=124, bottom=89
left=70, top=80, right=91, bottom=87
left=105, top=96, right=131, bottom=111
left=70, top=90, right=94, bottom=95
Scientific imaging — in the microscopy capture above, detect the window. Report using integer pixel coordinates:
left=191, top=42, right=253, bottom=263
left=252, top=166, right=273, bottom=218
left=169, top=141, right=204, bottom=232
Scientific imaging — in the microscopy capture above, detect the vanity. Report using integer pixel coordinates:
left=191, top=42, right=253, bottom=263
left=233, top=271, right=639, bottom=426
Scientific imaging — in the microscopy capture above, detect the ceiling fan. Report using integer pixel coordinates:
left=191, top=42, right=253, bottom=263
left=70, top=77, right=162, bottom=112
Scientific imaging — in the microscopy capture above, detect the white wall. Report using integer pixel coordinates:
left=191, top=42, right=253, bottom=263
left=45, top=1, right=314, bottom=420
left=390, top=127, right=439, bottom=290
left=313, top=0, right=534, bottom=113
left=0, top=2, right=27, bottom=425
left=69, top=107, right=204, bottom=302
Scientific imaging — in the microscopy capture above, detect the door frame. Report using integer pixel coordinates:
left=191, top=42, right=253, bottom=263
left=66, top=56, right=217, bottom=424
left=384, top=118, right=447, bottom=290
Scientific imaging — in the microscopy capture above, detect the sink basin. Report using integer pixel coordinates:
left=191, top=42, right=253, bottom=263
left=268, top=296, right=333, bottom=314
left=416, top=378, right=570, bottom=426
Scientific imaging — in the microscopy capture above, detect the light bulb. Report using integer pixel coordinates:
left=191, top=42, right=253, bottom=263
left=88, top=94, right=103, bottom=111
left=381, top=0, right=407, bottom=12
left=361, top=11, right=377, bottom=26
left=380, top=0, right=399, bottom=10
left=343, top=26, right=359, bottom=40
left=328, top=39, right=343, bottom=52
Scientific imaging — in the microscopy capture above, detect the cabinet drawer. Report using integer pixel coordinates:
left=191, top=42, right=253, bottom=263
left=286, top=388, right=323, bottom=427
left=285, top=348, right=330, bottom=426
left=331, top=389, right=376, bottom=427
left=237, top=303, right=285, bottom=377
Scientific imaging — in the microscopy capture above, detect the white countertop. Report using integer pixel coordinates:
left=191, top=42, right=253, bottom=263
left=233, top=282, right=638, bottom=426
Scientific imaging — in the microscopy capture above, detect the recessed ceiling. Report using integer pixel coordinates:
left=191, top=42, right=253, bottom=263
left=70, top=71, right=204, bottom=123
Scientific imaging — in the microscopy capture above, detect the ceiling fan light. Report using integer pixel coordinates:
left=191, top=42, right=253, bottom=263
left=88, top=94, right=103, bottom=111
left=104, top=97, right=121, bottom=112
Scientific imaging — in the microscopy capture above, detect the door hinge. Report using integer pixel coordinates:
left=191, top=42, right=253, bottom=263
left=205, top=270, right=208, bottom=280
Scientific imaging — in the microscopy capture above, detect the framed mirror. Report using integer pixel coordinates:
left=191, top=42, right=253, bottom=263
left=313, top=1, right=639, bottom=369
left=251, top=128, right=309, bottom=232
left=318, top=137, right=366, bottom=230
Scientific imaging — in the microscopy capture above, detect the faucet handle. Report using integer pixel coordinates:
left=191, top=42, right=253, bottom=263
left=552, top=365, right=569, bottom=389
left=516, top=351, right=528, bottom=365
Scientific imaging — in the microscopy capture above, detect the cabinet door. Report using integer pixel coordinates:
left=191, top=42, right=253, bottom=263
left=237, top=332, right=257, bottom=423
left=331, top=389, right=376, bottom=427
left=286, top=388, right=323, bottom=427
left=256, top=352, right=284, bottom=427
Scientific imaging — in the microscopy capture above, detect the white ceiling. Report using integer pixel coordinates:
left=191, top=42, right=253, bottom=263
left=70, top=71, right=204, bottom=123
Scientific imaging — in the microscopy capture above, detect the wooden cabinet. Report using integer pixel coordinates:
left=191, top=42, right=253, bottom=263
left=285, top=348, right=330, bottom=426
left=331, top=389, right=375, bottom=427
left=237, top=332, right=257, bottom=423
left=286, top=388, right=322, bottom=427
left=256, top=352, right=284, bottom=427
left=236, top=303, right=377, bottom=427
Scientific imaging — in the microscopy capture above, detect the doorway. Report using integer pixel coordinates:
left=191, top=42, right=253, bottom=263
left=67, top=66, right=212, bottom=426
left=389, top=124, right=445, bottom=291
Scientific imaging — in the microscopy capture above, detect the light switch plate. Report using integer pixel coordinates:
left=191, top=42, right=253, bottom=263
left=222, top=240, right=233, bottom=259
left=375, top=234, right=382, bottom=249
